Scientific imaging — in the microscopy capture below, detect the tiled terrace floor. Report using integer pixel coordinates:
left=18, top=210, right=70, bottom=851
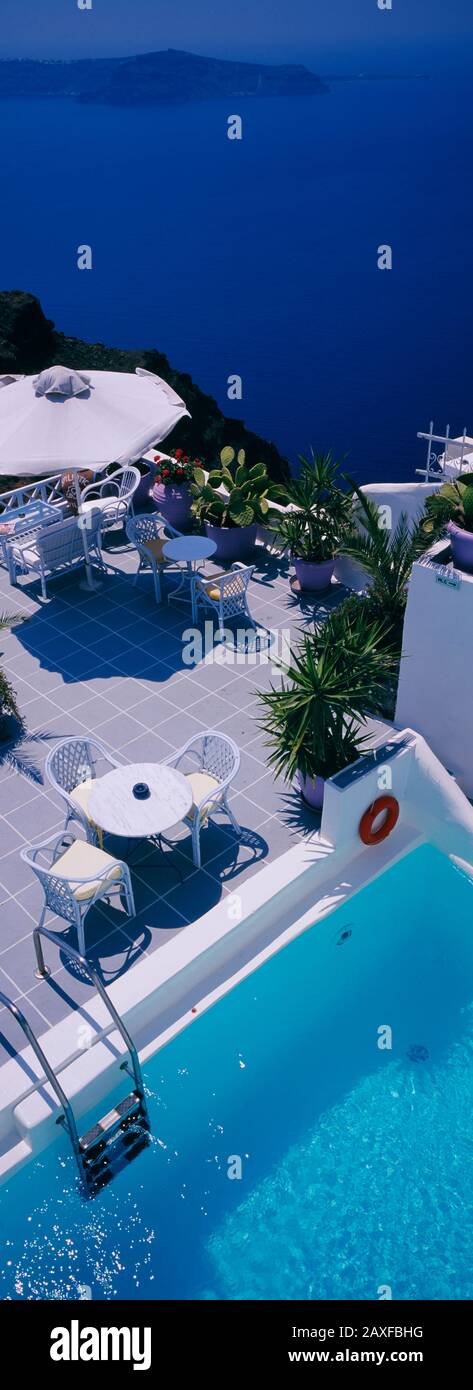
left=0, top=525, right=349, bottom=1061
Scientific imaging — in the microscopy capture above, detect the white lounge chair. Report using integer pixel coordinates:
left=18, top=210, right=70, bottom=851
left=164, top=730, right=241, bottom=867
left=191, top=562, right=256, bottom=643
left=8, top=511, right=104, bottom=598
left=45, top=736, right=122, bottom=846
left=21, top=830, right=135, bottom=957
left=80, top=466, right=140, bottom=531
left=126, top=511, right=182, bottom=604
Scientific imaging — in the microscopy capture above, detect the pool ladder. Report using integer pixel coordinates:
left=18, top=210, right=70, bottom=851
left=1, top=926, right=151, bottom=1198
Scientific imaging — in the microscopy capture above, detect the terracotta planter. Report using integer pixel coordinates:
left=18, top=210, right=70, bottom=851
left=204, top=520, right=258, bottom=563
left=294, top=557, right=335, bottom=592
left=447, top=520, right=473, bottom=573
left=152, top=481, right=192, bottom=530
left=298, top=771, right=325, bottom=810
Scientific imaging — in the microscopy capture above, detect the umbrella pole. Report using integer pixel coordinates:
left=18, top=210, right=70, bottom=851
left=74, top=471, right=102, bottom=592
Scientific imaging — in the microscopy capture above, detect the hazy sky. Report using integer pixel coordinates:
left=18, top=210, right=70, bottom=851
left=0, top=0, right=471, bottom=62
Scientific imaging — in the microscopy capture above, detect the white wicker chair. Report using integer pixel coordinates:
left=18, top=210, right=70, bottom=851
left=21, top=829, right=135, bottom=957
left=45, top=736, right=122, bottom=847
left=191, top=562, right=256, bottom=642
left=8, top=511, right=104, bottom=598
left=164, top=730, right=241, bottom=867
left=80, top=466, right=141, bottom=531
left=126, top=511, right=183, bottom=604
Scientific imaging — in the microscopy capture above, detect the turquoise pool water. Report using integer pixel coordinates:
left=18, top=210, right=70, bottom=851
left=1, top=843, right=473, bottom=1302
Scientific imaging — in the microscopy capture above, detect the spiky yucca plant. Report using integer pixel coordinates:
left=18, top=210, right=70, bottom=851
left=275, top=449, right=353, bottom=562
left=340, top=484, right=433, bottom=653
left=258, top=602, right=397, bottom=784
left=190, top=447, right=284, bottom=530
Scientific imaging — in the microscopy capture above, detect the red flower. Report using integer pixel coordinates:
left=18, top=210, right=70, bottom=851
left=162, top=468, right=170, bottom=476
left=154, top=454, right=162, bottom=462
left=175, top=449, right=183, bottom=459
left=183, top=455, right=189, bottom=462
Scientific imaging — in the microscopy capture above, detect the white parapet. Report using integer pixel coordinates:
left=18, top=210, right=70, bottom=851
left=395, top=541, right=473, bottom=798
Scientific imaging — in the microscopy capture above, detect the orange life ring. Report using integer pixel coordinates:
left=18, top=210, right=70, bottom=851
left=359, top=795, right=399, bottom=846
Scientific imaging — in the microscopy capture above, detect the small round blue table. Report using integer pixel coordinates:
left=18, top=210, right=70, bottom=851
left=163, top=535, right=217, bottom=606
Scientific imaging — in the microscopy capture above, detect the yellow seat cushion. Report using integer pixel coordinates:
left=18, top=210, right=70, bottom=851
left=204, top=583, right=222, bottom=602
left=143, top=536, right=167, bottom=562
left=69, top=777, right=94, bottom=817
left=185, top=771, right=222, bottom=825
left=52, top=840, right=122, bottom=902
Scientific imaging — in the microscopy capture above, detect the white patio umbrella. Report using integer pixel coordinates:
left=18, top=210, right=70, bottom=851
left=0, top=364, right=190, bottom=587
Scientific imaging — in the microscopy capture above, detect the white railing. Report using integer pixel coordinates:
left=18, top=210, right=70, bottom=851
left=416, top=421, right=472, bottom=482
left=0, top=473, right=65, bottom=515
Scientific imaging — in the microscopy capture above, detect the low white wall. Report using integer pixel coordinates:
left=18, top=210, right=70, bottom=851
left=322, top=726, right=473, bottom=863
left=334, top=481, right=440, bottom=590
left=396, top=542, right=473, bottom=797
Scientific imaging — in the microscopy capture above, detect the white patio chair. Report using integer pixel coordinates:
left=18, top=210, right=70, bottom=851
left=191, top=562, right=256, bottom=642
left=45, top=736, right=122, bottom=847
left=164, top=730, right=241, bottom=867
left=8, top=511, right=104, bottom=598
left=21, top=830, right=135, bottom=957
left=126, top=511, right=183, bottom=604
left=80, top=465, right=141, bottom=532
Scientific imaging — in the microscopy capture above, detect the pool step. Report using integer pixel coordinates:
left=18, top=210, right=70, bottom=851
left=80, top=1091, right=144, bottom=1155
left=1, top=953, right=151, bottom=1200
left=79, top=1091, right=151, bottom=1195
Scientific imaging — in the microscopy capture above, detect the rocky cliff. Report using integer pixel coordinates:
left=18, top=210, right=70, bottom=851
left=0, top=291, right=289, bottom=488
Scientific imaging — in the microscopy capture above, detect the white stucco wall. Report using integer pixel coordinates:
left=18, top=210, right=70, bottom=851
left=396, top=542, right=473, bottom=797
left=334, top=481, right=440, bottom=589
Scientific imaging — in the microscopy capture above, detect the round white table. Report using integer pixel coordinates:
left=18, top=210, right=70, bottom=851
left=88, top=762, right=192, bottom=840
left=163, top=534, right=217, bottom=605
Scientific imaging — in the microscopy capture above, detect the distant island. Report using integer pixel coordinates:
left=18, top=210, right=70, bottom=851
left=0, top=49, right=328, bottom=105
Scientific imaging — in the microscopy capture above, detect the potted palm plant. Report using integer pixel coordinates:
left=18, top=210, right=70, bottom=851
left=0, top=611, right=24, bottom=740
left=340, top=484, right=433, bottom=655
left=275, top=450, right=353, bottom=592
left=190, top=447, right=283, bottom=562
left=421, top=474, right=473, bottom=572
left=258, top=603, right=396, bottom=810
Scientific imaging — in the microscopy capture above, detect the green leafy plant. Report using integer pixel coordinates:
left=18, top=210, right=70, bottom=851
left=0, top=611, right=25, bottom=738
left=340, top=483, right=432, bottom=653
left=190, top=448, right=284, bottom=530
left=258, top=602, right=397, bottom=784
left=275, top=449, right=353, bottom=562
left=422, top=475, right=473, bottom=537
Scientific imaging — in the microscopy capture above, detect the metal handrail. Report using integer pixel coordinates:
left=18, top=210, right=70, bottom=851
left=33, top=924, right=144, bottom=1097
left=0, top=990, right=81, bottom=1154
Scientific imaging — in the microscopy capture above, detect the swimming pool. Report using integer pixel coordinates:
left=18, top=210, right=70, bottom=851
left=1, top=842, right=472, bottom=1301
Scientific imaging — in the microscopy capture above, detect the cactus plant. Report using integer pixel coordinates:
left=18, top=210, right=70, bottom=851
left=190, top=448, right=284, bottom=530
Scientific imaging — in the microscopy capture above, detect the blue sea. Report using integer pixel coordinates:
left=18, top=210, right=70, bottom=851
left=1, top=45, right=472, bottom=482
